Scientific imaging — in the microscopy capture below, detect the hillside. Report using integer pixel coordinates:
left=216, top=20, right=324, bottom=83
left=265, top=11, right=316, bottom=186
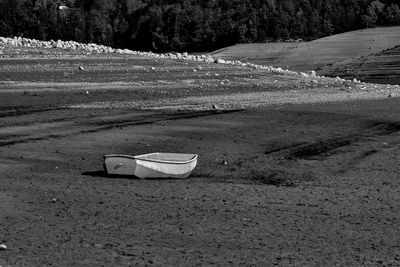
left=209, top=42, right=300, bottom=67
left=319, top=45, right=400, bottom=85
left=211, top=27, right=400, bottom=76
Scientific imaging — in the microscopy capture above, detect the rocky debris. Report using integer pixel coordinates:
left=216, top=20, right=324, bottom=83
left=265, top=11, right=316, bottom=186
left=0, top=36, right=358, bottom=83
left=300, top=72, right=309, bottom=77
left=0, top=244, right=7, bottom=251
left=335, top=76, right=347, bottom=83
left=212, top=104, right=220, bottom=110
left=307, top=70, right=317, bottom=77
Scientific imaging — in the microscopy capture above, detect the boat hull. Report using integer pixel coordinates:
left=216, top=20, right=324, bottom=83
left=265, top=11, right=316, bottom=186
left=104, top=153, right=197, bottom=179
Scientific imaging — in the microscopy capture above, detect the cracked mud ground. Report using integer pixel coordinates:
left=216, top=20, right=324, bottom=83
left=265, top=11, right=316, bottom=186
left=1, top=53, right=400, bottom=266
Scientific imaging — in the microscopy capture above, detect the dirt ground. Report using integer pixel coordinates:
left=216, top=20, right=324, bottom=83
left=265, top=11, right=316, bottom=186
left=1, top=52, right=400, bottom=266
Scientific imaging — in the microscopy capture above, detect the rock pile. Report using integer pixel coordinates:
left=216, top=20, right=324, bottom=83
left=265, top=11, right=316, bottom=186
left=0, top=36, right=350, bottom=81
left=0, top=36, right=116, bottom=53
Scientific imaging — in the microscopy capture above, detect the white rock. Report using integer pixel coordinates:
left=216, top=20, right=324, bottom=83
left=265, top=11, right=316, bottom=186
left=0, top=244, right=7, bottom=250
left=215, top=58, right=226, bottom=64
left=307, top=70, right=317, bottom=77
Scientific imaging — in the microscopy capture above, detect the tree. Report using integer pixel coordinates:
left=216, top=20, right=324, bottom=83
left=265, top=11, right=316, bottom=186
left=322, top=18, right=334, bottom=36
left=384, top=3, right=400, bottom=24
left=85, top=0, right=114, bottom=45
left=361, top=3, right=378, bottom=27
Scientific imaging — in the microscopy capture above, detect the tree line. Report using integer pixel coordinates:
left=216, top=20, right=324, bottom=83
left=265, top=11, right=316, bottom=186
left=1, top=0, right=400, bottom=52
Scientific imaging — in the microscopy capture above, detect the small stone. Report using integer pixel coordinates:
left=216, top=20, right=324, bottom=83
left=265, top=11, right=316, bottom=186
left=0, top=244, right=7, bottom=250
left=78, top=66, right=84, bottom=71
left=307, top=70, right=317, bottom=77
left=300, top=72, right=309, bottom=77
left=51, top=198, right=58, bottom=203
left=215, top=58, right=226, bottom=64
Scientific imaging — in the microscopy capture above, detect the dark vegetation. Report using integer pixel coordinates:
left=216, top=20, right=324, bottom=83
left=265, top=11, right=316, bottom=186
left=1, top=0, right=400, bottom=52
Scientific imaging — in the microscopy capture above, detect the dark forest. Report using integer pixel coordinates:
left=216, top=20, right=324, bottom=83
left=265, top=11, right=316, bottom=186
left=1, top=0, right=399, bottom=52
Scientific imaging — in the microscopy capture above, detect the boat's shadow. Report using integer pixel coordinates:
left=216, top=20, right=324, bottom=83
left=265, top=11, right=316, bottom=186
left=82, top=170, right=138, bottom=179
left=82, top=170, right=186, bottom=180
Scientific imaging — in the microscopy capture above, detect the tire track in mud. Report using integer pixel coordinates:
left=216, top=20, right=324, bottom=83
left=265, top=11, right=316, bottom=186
left=230, top=121, right=400, bottom=186
left=335, top=149, right=379, bottom=174
left=0, top=109, right=242, bottom=147
left=263, top=121, right=400, bottom=160
left=0, top=106, right=66, bottom=118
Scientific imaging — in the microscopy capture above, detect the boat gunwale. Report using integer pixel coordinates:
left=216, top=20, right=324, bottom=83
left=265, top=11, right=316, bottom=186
left=104, top=153, right=198, bottom=165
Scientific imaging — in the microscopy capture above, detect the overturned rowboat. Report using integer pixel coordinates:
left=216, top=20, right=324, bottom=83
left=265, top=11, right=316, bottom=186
left=104, top=153, right=198, bottom=179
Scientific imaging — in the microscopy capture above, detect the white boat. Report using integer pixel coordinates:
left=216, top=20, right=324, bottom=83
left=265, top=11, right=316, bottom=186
left=104, top=153, right=198, bottom=179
